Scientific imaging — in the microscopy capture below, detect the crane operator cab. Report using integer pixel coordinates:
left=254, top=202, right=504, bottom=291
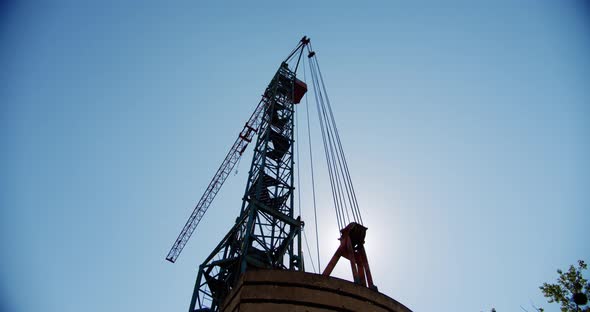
left=265, top=62, right=307, bottom=105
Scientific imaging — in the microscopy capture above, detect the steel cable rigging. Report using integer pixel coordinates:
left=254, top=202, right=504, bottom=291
left=304, top=44, right=375, bottom=290
left=301, top=54, right=321, bottom=272
left=305, top=44, right=364, bottom=231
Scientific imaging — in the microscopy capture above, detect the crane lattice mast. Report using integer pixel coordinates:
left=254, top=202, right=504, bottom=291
left=165, top=38, right=309, bottom=265
left=166, top=38, right=309, bottom=311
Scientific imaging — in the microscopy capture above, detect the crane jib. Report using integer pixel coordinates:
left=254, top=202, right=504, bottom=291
left=165, top=100, right=266, bottom=263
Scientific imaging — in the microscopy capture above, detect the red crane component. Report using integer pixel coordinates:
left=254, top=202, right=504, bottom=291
left=293, top=78, right=307, bottom=104
left=322, top=222, right=376, bottom=290
left=263, top=76, right=307, bottom=104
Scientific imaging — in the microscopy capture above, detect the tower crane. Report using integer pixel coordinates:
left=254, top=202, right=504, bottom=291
left=166, top=37, right=375, bottom=312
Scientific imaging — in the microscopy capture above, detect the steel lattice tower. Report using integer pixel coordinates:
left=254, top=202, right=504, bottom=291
left=189, top=62, right=307, bottom=311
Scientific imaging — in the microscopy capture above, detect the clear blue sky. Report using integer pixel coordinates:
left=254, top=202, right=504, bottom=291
left=1, top=1, right=589, bottom=311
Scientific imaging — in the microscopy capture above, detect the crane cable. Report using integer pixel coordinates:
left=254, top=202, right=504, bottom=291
left=303, top=55, right=321, bottom=272
left=315, top=56, right=364, bottom=225
left=320, top=54, right=363, bottom=225
left=308, top=56, right=345, bottom=229
left=306, top=43, right=363, bottom=231
left=296, top=58, right=317, bottom=274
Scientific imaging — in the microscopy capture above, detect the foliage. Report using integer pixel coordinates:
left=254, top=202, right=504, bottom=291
left=540, top=260, right=589, bottom=312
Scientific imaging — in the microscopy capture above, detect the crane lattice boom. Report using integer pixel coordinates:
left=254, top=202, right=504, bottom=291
left=166, top=100, right=266, bottom=263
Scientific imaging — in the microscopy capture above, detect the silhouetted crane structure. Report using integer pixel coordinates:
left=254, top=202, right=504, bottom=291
left=166, top=37, right=375, bottom=312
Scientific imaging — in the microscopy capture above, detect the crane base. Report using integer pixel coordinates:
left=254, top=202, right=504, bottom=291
left=220, top=270, right=412, bottom=312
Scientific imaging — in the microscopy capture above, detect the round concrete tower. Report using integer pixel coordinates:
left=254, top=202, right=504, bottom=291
left=221, top=270, right=412, bottom=312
